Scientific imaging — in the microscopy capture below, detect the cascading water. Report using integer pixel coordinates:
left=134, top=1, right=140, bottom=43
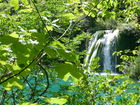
left=103, top=30, right=119, bottom=71
left=85, top=29, right=119, bottom=73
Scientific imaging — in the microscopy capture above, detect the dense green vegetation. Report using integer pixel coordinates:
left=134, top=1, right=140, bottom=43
left=0, top=0, right=140, bottom=104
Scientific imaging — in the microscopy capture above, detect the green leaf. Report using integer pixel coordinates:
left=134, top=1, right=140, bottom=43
left=51, top=41, right=65, bottom=49
left=48, top=41, right=78, bottom=62
left=46, top=25, right=53, bottom=31
left=120, top=55, right=129, bottom=61
left=125, top=89, right=140, bottom=93
left=97, top=3, right=103, bottom=9
left=45, top=46, right=58, bottom=58
left=9, top=32, right=19, bottom=38
left=68, top=0, right=80, bottom=4
left=96, top=92, right=105, bottom=97
left=89, top=57, right=100, bottom=70
left=0, top=35, right=18, bottom=45
left=10, top=0, right=19, bottom=10
left=132, top=50, right=137, bottom=55
left=4, top=77, right=24, bottom=90
left=90, top=12, right=96, bottom=17
left=0, top=60, right=7, bottom=65
left=21, top=0, right=28, bottom=5
left=54, top=62, right=82, bottom=80
left=12, top=64, right=21, bottom=71
left=45, top=97, right=67, bottom=105
left=114, top=0, right=118, bottom=8
left=115, top=95, right=122, bottom=102
left=63, top=73, right=72, bottom=81
left=57, top=49, right=78, bottom=62
left=62, top=13, right=76, bottom=20
left=19, top=102, right=38, bottom=105
left=19, top=8, right=32, bottom=13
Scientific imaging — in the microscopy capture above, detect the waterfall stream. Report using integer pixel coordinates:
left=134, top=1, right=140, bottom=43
left=85, top=29, right=119, bottom=72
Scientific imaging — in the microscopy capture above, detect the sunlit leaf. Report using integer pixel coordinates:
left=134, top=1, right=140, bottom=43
left=68, top=0, right=80, bottom=3
left=51, top=41, right=65, bottom=49
left=10, top=0, right=19, bottom=10
left=0, top=60, right=7, bottom=65
left=9, top=32, right=19, bottom=38
left=46, top=25, right=53, bottom=31
left=19, top=102, right=38, bottom=105
left=62, top=13, right=76, bottom=20
left=4, top=77, right=24, bottom=90
left=114, top=0, right=118, bottom=8
left=19, top=8, right=32, bottom=13
left=45, top=97, right=67, bottom=105
left=54, top=62, right=82, bottom=80
left=21, top=0, right=28, bottom=5
left=132, top=50, right=138, bottom=55
left=97, top=3, right=102, bottom=9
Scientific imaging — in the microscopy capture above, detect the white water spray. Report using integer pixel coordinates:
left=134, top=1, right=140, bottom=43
left=103, top=29, right=119, bottom=70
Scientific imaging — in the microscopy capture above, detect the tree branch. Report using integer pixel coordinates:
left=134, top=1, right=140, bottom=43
left=0, top=72, right=12, bottom=81
left=0, top=42, right=48, bottom=85
left=56, top=20, right=73, bottom=40
left=33, top=63, right=49, bottom=103
left=30, top=0, right=55, bottom=41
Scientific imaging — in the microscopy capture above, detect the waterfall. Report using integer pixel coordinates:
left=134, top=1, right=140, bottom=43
left=85, top=29, right=119, bottom=72
left=103, top=30, right=119, bottom=71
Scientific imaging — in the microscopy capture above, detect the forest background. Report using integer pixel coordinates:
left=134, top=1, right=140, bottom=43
left=0, top=0, right=140, bottom=104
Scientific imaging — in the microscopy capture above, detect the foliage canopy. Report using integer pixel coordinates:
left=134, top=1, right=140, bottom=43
left=0, top=0, right=140, bottom=104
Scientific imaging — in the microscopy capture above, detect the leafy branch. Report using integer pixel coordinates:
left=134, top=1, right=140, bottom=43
left=0, top=42, right=47, bottom=84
